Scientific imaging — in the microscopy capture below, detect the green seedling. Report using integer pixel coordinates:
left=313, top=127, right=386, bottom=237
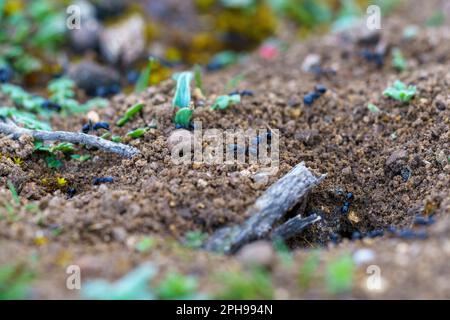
left=127, top=127, right=149, bottom=139
left=426, top=11, right=445, bottom=27
left=7, top=180, right=20, bottom=205
left=172, top=71, right=193, bottom=109
left=156, top=272, right=201, bottom=300
left=298, top=251, right=320, bottom=288
left=367, top=103, right=381, bottom=113
left=0, top=107, right=52, bottom=131
left=111, top=136, right=122, bottom=143
left=82, top=263, right=157, bottom=300
left=193, top=64, right=203, bottom=93
left=71, top=154, right=91, bottom=162
left=135, top=57, right=155, bottom=93
left=391, top=48, right=406, bottom=72
left=0, top=264, right=34, bottom=300
left=116, top=103, right=144, bottom=127
left=50, top=142, right=74, bottom=154
left=134, top=237, right=155, bottom=252
left=174, top=108, right=193, bottom=129
left=184, top=231, right=208, bottom=249
left=273, top=237, right=293, bottom=266
left=403, top=25, right=419, bottom=40
left=325, top=254, right=354, bottom=295
left=383, top=80, right=417, bottom=102
left=211, top=94, right=241, bottom=110
left=45, top=155, right=62, bottom=169
left=215, top=267, right=274, bottom=300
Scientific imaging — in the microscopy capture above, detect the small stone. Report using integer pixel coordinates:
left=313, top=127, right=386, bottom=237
left=68, top=61, right=120, bottom=96
left=236, top=241, right=275, bottom=268
left=87, top=111, right=100, bottom=123
left=252, top=171, right=270, bottom=189
left=353, top=248, right=376, bottom=266
left=99, top=14, right=146, bottom=66
left=302, top=54, right=321, bottom=72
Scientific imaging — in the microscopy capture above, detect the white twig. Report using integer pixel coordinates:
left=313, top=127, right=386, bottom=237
left=0, top=121, right=140, bottom=158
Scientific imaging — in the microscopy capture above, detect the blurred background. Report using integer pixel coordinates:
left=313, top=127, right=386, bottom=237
left=0, top=0, right=413, bottom=95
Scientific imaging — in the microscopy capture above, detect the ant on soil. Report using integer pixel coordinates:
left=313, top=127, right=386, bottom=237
left=304, top=84, right=327, bottom=106
left=82, top=121, right=111, bottom=133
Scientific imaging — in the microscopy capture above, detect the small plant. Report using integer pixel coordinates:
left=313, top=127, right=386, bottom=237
left=0, top=264, right=34, bottom=300
left=81, top=263, right=157, bottom=300
left=71, top=154, right=91, bottom=162
left=193, top=64, right=203, bottom=93
left=7, top=180, right=20, bottom=205
left=325, top=254, right=354, bottom=295
left=134, top=237, right=156, bottom=252
left=215, top=268, right=274, bottom=300
left=184, top=231, right=208, bottom=249
left=172, top=72, right=193, bottom=109
left=156, top=272, right=200, bottom=300
left=298, top=251, right=320, bottom=288
left=211, top=94, right=241, bottom=110
left=391, top=48, right=407, bottom=72
left=116, top=103, right=144, bottom=127
left=383, top=80, right=417, bottom=102
left=135, top=57, right=155, bottom=93
left=174, top=109, right=193, bottom=129
left=367, top=103, right=381, bottom=113
left=127, top=127, right=149, bottom=139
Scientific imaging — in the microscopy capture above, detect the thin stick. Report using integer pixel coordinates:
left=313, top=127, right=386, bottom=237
left=0, top=122, right=139, bottom=158
left=271, top=214, right=321, bottom=241
left=204, top=162, right=326, bottom=253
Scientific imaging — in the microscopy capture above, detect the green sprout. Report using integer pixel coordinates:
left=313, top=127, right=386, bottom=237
left=82, top=263, right=157, bottom=300
left=211, top=94, right=241, bottom=110
left=71, top=154, right=91, bottom=162
left=426, top=11, right=445, bottom=27
left=111, top=136, right=122, bottom=143
left=298, top=251, right=320, bottom=288
left=127, top=127, right=149, bottom=139
left=134, top=237, right=155, bottom=252
left=193, top=64, right=203, bottom=93
left=184, top=231, right=208, bottom=249
left=174, top=108, right=193, bottom=129
left=7, top=180, right=20, bottom=205
left=215, top=268, right=274, bottom=300
left=391, top=48, right=407, bottom=72
left=50, top=142, right=74, bottom=154
left=367, top=103, right=381, bottom=113
left=0, top=264, right=34, bottom=300
left=172, top=71, right=193, bottom=109
left=0, top=107, right=52, bottom=131
left=383, top=80, right=417, bottom=102
left=325, top=254, right=354, bottom=295
left=116, top=103, right=144, bottom=127
left=156, top=272, right=201, bottom=300
left=135, top=57, right=155, bottom=93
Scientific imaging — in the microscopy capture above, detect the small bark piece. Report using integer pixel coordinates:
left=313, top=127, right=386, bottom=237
left=204, top=162, right=325, bottom=253
left=0, top=122, right=139, bottom=158
left=271, top=214, right=321, bottom=241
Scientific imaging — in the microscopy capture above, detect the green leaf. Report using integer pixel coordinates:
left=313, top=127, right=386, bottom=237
left=116, top=103, right=144, bottom=127
left=392, top=48, right=407, bottom=72
left=134, top=237, right=155, bottom=252
left=383, top=80, right=417, bottom=102
left=45, top=155, right=62, bottom=169
left=184, top=231, right=208, bottom=249
left=71, top=154, right=91, bottom=162
left=211, top=94, right=241, bottom=110
left=174, top=108, right=193, bottom=128
left=193, top=64, right=203, bottom=92
left=7, top=180, right=20, bottom=205
left=127, top=127, right=149, bottom=139
left=156, top=272, right=199, bottom=300
left=172, top=71, right=193, bottom=108
left=50, top=142, right=74, bottom=154
left=367, top=103, right=380, bottom=113
left=325, top=254, right=354, bottom=294
left=135, top=57, right=155, bottom=93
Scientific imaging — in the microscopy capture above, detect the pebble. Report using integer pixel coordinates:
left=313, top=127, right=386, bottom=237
left=236, top=240, right=275, bottom=268
left=353, top=248, right=376, bottom=266
left=99, top=14, right=146, bottom=66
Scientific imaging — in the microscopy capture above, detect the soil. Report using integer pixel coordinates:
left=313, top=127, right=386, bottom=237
left=1, top=0, right=449, bottom=299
